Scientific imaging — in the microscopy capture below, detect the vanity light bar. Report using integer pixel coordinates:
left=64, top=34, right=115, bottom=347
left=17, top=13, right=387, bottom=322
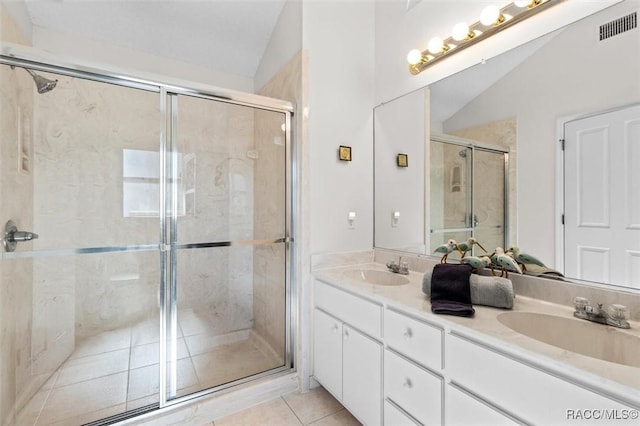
left=408, top=0, right=564, bottom=74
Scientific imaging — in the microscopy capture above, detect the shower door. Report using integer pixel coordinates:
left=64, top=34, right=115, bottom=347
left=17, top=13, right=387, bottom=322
left=1, top=61, right=163, bottom=425
left=430, top=141, right=473, bottom=259
left=472, top=148, right=508, bottom=255
left=2, top=55, right=293, bottom=426
left=164, top=93, right=291, bottom=401
left=430, top=137, right=508, bottom=259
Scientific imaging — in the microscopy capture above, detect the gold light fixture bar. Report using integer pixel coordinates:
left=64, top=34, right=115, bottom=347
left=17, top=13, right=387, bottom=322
left=408, top=0, right=564, bottom=75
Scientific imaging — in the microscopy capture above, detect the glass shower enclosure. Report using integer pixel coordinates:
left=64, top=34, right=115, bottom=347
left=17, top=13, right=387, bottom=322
left=0, top=52, right=294, bottom=426
left=429, top=135, right=509, bottom=260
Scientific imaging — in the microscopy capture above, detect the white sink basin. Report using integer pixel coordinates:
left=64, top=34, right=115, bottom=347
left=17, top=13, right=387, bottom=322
left=498, top=312, right=639, bottom=368
left=343, top=269, right=410, bottom=286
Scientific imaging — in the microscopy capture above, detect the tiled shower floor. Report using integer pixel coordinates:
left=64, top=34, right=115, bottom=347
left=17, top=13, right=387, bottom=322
left=16, top=310, right=282, bottom=426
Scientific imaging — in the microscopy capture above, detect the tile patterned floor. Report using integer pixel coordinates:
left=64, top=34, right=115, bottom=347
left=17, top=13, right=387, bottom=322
left=211, top=387, right=361, bottom=426
left=16, top=311, right=283, bottom=426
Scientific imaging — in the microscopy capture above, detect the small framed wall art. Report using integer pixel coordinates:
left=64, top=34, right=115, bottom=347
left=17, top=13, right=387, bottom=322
left=338, top=145, right=352, bottom=161
left=397, top=153, right=408, bottom=167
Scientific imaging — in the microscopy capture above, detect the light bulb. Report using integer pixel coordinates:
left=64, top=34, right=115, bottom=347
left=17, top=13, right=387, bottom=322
left=480, top=5, right=501, bottom=26
left=514, top=0, right=531, bottom=7
left=452, top=22, right=471, bottom=41
left=407, top=49, right=424, bottom=65
left=428, top=37, right=444, bottom=54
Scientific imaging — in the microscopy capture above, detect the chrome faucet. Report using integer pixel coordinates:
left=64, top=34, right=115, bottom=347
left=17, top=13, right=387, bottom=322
left=386, top=257, right=409, bottom=275
left=573, top=297, right=630, bottom=329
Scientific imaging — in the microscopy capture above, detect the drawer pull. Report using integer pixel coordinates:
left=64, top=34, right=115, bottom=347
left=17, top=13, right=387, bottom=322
left=344, top=329, right=349, bottom=340
left=403, top=327, right=413, bottom=340
left=403, top=378, right=413, bottom=389
left=332, top=324, right=339, bottom=333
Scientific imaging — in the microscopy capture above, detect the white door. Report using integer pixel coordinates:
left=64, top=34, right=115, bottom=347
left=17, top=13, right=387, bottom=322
left=564, top=104, right=640, bottom=287
left=342, top=325, right=382, bottom=426
left=313, top=309, right=343, bottom=399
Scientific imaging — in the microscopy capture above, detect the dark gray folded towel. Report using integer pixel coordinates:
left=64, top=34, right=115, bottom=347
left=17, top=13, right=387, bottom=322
left=423, top=270, right=515, bottom=309
left=430, top=263, right=475, bottom=317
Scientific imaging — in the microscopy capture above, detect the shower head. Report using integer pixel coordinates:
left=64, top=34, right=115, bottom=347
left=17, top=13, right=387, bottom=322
left=24, top=68, right=58, bottom=94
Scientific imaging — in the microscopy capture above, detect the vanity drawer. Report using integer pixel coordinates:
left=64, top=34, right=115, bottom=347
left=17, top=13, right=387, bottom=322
left=314, top=280, right=382, bottom=339
left=445, top=384, right=519, bottom=426
left=384, top=349, right=442, bottom=426
left=384, top=400, right=420, bottom=426
left=446, top=332, right=635, bottom=425
left=384, top=308, right=443, bottom=370
left=446, top=384, right=520, bottom=426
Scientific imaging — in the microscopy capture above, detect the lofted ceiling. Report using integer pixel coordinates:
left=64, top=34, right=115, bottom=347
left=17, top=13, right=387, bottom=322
left=429, top=29, right=560, bottom=124
left=23, top=0, right=286, bottom=79
left=20, top=0, right=560, bottom=113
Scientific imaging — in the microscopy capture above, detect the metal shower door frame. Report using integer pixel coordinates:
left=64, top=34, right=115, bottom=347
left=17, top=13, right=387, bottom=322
left=160, top=88, right=295, bottom=407
left=429, top=133, right=510, bottom=251
left=1, top=45, right=296, bottom=417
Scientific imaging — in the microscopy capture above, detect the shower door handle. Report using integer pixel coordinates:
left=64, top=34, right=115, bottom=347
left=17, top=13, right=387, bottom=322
left=3, top=220, right=38, bottom=252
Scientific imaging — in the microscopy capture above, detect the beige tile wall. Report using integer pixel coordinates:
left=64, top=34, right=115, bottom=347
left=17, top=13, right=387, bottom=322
left=450, top=117, right=517, bottom=246
left=174, top=95, right=256, bottom=337
left=253, top=52, right=303, bottom=360
left=1, top=6, right=39, bottom=424
left=32, top=76, right=161, bottom=342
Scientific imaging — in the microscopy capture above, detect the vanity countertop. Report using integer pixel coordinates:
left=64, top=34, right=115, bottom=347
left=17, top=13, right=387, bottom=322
left=312, top=262, right=640, bottom=407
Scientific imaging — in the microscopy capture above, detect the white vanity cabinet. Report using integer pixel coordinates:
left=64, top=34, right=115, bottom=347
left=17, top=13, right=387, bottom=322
left=311, top=272, right=638, bottom=426
left=446, top=332, right=638, bottom=425
left=313, top=280, right=383, bottom=425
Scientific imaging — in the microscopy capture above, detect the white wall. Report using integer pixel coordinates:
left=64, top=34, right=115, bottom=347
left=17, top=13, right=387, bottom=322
left=374, top=0, right=622, bottom=105
left=443, top=0, right=640, bottom=267
left=374, top=88, right=426, bottom=252
left=303, top=0, right=375, bottom=254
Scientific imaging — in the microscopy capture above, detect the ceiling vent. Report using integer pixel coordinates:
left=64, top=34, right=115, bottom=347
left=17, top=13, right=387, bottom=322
left=599, top=11, right=637, bottom=41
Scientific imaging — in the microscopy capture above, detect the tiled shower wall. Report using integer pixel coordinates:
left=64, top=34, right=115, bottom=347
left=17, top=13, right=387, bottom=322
left=0, top=6, right=38, bottom=424
left=30, top=75, right=263, bottom=341
left=450, top=117, right=517, bottom=247
left=0, top=64, right=38, bottom=426
left=254, top=52, right=303, bottom=359
left=175, top=96, right=256, bottom=336
left=32, top=76, right=161, bottom=344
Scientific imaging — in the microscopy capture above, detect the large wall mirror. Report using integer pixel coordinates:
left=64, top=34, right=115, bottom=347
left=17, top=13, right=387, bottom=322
left=374, top=1, right=640, bottom=290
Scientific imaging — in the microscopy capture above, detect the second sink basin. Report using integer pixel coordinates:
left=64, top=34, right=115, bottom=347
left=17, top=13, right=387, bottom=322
left=343, top=269, right=410, bottom=286
left=498, top=311, right=639, bottom=368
